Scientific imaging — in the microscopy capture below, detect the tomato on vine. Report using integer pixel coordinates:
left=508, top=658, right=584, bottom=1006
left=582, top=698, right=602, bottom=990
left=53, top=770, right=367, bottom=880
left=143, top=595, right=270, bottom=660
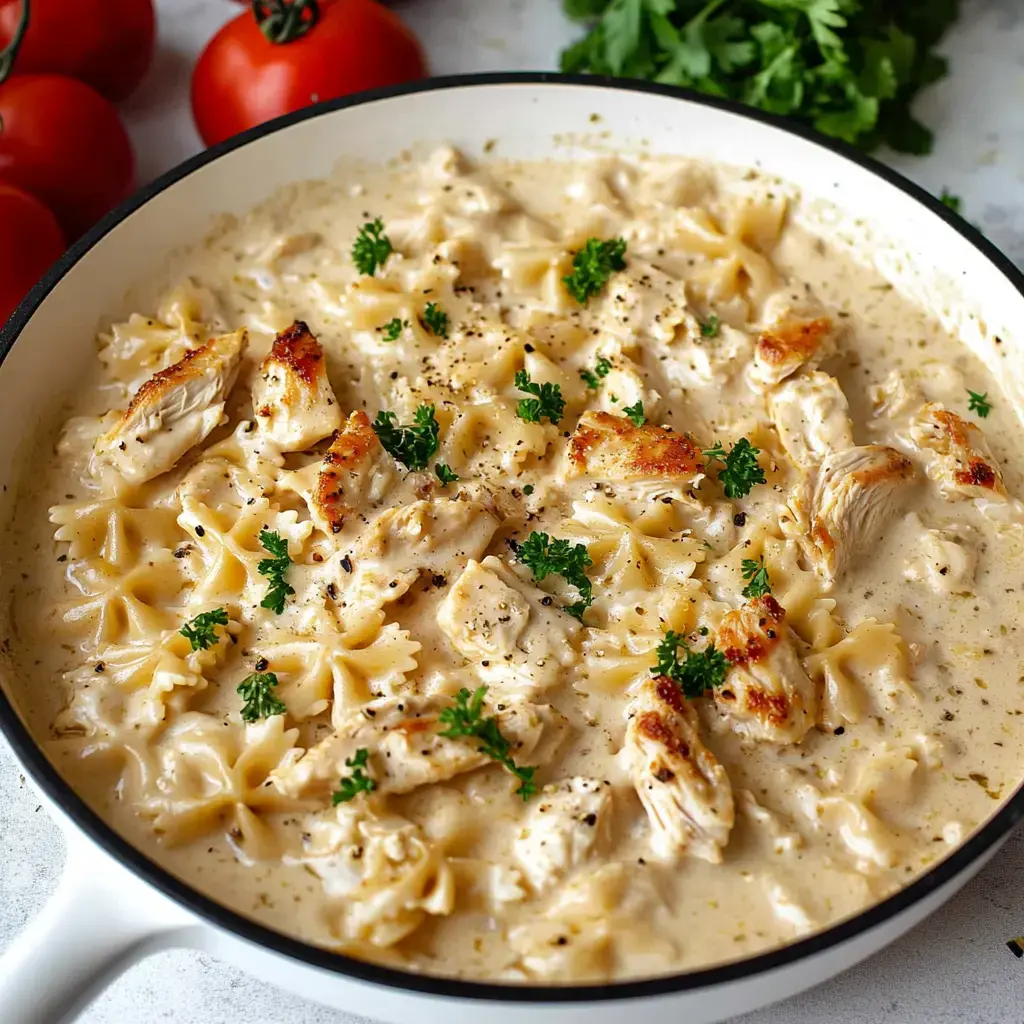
left=191, top=0, right=427, bottom=148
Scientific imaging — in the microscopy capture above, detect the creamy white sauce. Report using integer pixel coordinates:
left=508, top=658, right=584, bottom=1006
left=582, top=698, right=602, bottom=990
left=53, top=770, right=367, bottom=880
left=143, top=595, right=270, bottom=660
left=5, top=149, right=1024, bottom=984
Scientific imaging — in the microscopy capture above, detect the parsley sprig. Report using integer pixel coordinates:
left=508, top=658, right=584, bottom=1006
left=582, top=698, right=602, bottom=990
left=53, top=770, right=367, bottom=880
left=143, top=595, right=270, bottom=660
left=420, top=302, right=449, bottom=338
left=332, top=748, right=377, bottom=804
left=372, top=404, right=440, bottom=471
left=380, top=317, right=408, bottom=342
left=515, top=369, right=565, bottom=424
left=652, top=630, right=728, bottom=699
left=700, top=314, right=721, bottom=338
left=258, top=530, right=294, bottom=615
left=561, top=2, right=959, bottom=155
left=434, top=462, right=459, bottom=486
left=438, top=686, right=537, bottom=800
left=702, top=437, right=766, bottom=499
left=741, top=556, right=772, bottom=599
left=352, top=218, right=393, bottom=276
left=237, top=671, right=287, bottom=722
left=179, top=608, right=228, bottom=652
left=563, top=236, right=627, bottom=304
left=580, top=355, right=613, bottom=389
left=623, top=400, right=645, bottom=426
left=967, top=389, right=992, bottom=418
left=517, top=530, right=593, bottom=621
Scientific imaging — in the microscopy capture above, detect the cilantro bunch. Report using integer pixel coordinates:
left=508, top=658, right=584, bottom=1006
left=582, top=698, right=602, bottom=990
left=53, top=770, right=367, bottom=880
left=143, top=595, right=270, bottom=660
left=561, top=0, right=959, bottom=154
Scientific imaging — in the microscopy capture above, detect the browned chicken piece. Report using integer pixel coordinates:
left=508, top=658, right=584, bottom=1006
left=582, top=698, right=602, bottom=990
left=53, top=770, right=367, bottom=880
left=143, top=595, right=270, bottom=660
left=567, top=411, right=704, bottom=487
left=796, top=445, right=915, bottom=585
left=251, top=321, right=341, bottom=450
left=714, top=596, right=817, bottom=744
left=908, top=403, right=1008, bottom=502
left=769, top=371, right=855, bottom=469
left=624, top=676, right=734, bottom=864
left=311, top=411, right=392, bottom=535
left=91, top=329, right=247, bottom=487
left=750, top=293, right=838, bottom=387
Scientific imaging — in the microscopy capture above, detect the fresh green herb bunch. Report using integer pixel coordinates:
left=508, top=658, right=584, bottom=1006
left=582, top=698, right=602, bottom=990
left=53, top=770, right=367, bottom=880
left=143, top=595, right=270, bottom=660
left=237, top=671, right=287, bottom=722
left=517, top=531, right=594, bottom=620
left=515, top=370, right=566, bottom=424
left=180, top=608, right=229, bottom=651
left=740, top=556, right=772, bottom=598
left=702, top=437, right=766, bottom=498
left=563, top=236, right=627, bottom=304
left=561, top=0, right=960, bottom=154
left=352, top=217, right=393, bottom=276
left=373, top=404, right=441, bottom=471
left=652, top=629, right=729, bottom=698
left=258, top=530, right=294, bottom=614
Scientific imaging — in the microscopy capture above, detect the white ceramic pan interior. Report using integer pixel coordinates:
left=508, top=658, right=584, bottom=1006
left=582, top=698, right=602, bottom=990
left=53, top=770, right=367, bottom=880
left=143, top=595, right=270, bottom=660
left=0, top=75, right=1022, bottom=1024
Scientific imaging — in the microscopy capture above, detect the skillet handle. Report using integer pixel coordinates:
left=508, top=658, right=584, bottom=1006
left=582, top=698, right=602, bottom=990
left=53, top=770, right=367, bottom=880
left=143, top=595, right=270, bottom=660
left=0, top=830, right=198, bottom=1023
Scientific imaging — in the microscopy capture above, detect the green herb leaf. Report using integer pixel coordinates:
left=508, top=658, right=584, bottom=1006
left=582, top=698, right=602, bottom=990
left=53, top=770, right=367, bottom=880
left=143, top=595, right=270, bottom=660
left=652, top=629, right=728, bottom=699
left=352, top=217, right=392, bottom=276
left=522, top=483, right=535, bottom=495
left=517, top=530, right=593, bottom=621
left=434, top=462, right=459, bottom=485
left=967, top=389, right=992, bottom=418
left=702, top=437, right=766, bottom=499
left=939, top=190, right=962, bottom=214
left=373, top=404, right=441, bottom=471
left=741, top=556, right=772, bottom=599
left=623, top=400, right=646, bottom=426
left=420, top=302, right=449, bottom=338
left=237, top=671, right=287, bottom=722
left=562, top=237, right=627, bottom=304
left=580, top=355, right=614, bottom=388
left=700, top=313, right=721, bottom=337
left=179, top=608, right=229, bottom=652
left=438, top=685, right=537, bottom=800
left=380, top=317, right=408, bottom=342
left=515, top=369, right=566, bottom=424
left=258, top=530, right=294, bottom=614
left=332, top=748, right=377, bottom=804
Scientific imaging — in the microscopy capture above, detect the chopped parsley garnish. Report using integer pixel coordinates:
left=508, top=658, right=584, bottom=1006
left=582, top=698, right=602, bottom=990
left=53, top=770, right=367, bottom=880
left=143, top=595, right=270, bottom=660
left=522, top=484, right=535, bottom=496
left=258, top=530, right=294, bottom=615
left=580, top=355, right=613, bottom=388
left=179, top=608, right=229, bottom=652
left=562, top=236, right=627, bottom=305
left=420, top=301, right=449, bottom=338
left=702, top=437, right=766, bottom=499
left=380, top=317, right=408, bottom=342
left=237, top=671, right=286, bottom=722
left=652, top=630, right=728, bottom=699
left=438, top=685, right=537, bottom=800
left=434, top=462, right=459, bottom=486
left=372, top=404, right=440, bottom=471
left=351, top=217, right=392, bottom=276
left=515, top=369, right=565, bottom=424
left=623, top=400, right=645, bottom=426
left=517, top=530, right=593, bottom=621
left=940, top=190, right=962, bottom=214
left=967, top=389, right=992, bottom=418
left=700, top=314, right=721, bottom=338
left=331, top=748, right=377, bottom=804
left=741, top=557, right=772, bottom=599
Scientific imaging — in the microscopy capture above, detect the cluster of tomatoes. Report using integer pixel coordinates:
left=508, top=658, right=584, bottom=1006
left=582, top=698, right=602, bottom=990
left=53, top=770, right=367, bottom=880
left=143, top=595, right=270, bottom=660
left=0, top=0, right=425, bottom=325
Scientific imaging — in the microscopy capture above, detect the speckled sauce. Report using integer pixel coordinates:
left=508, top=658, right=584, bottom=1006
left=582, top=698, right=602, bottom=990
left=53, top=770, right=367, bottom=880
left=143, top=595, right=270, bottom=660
left=3, top=148, right=1024, bottom=985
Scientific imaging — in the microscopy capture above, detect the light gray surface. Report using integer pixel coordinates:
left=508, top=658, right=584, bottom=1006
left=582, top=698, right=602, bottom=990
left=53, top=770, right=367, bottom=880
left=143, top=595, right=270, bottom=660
left=3, top=0, right=1024, bottom=1021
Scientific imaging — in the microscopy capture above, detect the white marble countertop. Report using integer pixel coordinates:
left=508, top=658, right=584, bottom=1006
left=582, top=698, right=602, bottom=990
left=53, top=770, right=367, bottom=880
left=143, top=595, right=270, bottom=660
left=3, top=0, right=1024, bottom=1021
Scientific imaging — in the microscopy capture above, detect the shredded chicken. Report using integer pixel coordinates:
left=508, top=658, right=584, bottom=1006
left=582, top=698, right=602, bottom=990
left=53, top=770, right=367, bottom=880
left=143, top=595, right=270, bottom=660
left=437, top=556, right=581, bottom=696
left=624, top=677, right=734, bottom=863
left=251, top=321, right=341, bottom=450
left=513, top=776, right=612, bottom=893
left=714, top=595, right=817, bottom=744
left=770, top=371, right=854, bottom=469
left=92, top=329, right=247, bottom=486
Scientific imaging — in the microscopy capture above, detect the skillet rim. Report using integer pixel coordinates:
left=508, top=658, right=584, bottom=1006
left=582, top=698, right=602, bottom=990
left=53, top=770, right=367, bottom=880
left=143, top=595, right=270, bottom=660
left=1, top=71, right=1023, bottom=1003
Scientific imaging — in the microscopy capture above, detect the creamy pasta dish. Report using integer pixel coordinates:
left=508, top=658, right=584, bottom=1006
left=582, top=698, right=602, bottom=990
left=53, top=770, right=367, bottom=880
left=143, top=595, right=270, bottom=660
left=8, top=147, right=1024, bottom=983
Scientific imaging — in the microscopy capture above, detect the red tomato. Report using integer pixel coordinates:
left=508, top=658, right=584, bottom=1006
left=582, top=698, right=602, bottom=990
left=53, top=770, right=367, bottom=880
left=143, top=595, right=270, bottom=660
left=0, top=0, right=155, bottom=102
left=0, top=183, right=65, bottom=326
left=0, top=75, right=135, bottom=239
left=191, top=0, right=426, bottom=147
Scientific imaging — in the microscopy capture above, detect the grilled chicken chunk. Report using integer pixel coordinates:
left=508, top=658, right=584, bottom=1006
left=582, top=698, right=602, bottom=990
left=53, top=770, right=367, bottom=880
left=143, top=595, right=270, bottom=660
left=770, top=371, right=854, bottom=469
left=567, top=411, right=704, bottom=490
left=751, top=292, right=837, bottom=387
left=907, top=403, right=1008, bottom=502
left=437, top=556, right=581, bottom=696
left=624, top=676, right=734, bottom=863
left=251, top=321, right=341, bottom=450
left=311, top=411, right=394, bottom=535
left=513, top=776, right=612, bottom=893
left=272, top=695, right=567, bottom=801
left=92, top=329, right=247, bottom=486
left=714, top=596, right=817, bottom=744
left=795, top=445, right=915, bottom=585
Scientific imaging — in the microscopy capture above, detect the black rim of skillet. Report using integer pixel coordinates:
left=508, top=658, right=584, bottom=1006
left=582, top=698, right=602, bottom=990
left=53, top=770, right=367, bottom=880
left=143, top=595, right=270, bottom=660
left=2, top=71, right=1023, bottom=1003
